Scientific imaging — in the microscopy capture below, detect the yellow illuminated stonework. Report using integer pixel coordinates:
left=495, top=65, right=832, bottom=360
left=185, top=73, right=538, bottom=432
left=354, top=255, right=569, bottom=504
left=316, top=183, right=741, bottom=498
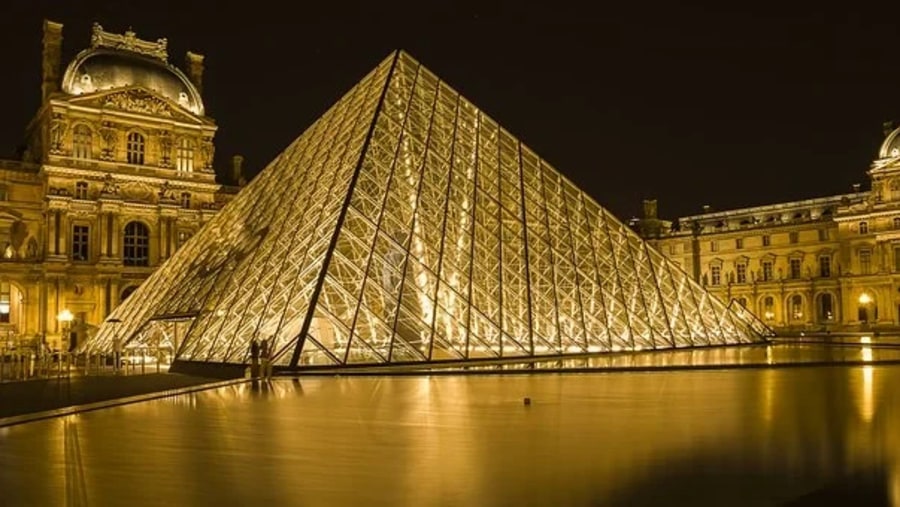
left=636, top=122, right=900, bottom=333
left=84, top=51, right=769, bottom=368
left=0, top=21, right=244, bottom=351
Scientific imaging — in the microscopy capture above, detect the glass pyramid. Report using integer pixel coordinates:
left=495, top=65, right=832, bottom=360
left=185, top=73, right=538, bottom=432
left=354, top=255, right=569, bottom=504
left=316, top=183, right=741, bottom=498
left=83, top=51, right=772, bottom=369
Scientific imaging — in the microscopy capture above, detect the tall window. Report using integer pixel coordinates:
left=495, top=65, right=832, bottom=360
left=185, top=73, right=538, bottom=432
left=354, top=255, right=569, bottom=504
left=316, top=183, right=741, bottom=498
left=72, top=225, right=89, bottom=262
left=710, top=265, right=721, bottom=285
left=735, top=238, right=744, bottom=249
left=0, top=282, right=9, bottom=323
left=790, top=258, right=802, bottom=279
left=818, top=293, right=834, bottom=322
left=860, top=249, right=872, bottom=275
left=73, top=124, right=92, bottom=159
left=74, top=181, right=89, bottom=200
left=176, top=138, right=194, bottom=173
left=818, top=229, right=829, bottom=241
left=710, top=241, right=718, bottom=253
left=0, top=185, right=8, bottom=201
left=894, top=217, right=900, bottom=230
left=762, top=235, right=771, bottom=247
left=894, top=246, right=900, bottom=273
left=859, top=221, right=869, bottom=234
left=736, top=263, right=747, bottom=283
left=763, top=296, right=775, bottom=320
left=123, top=221, right=150, bottom=266
left=790, top=295, right=803, bottom=321
left=180, top=192, right=191, bottom=209
left=818, top=255, right=831, bottom=277
left=127, top=132, right=145, bottom=165
left=789, top=231, right=799, bottom=244
left=762, top=260, right=773, bottom=281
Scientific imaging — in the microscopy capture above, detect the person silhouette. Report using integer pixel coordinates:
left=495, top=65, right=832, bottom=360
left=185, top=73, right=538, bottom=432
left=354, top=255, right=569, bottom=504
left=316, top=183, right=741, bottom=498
left=249, top=338, right=260, bottom=378
left=260, top=338, right=272, bottom=381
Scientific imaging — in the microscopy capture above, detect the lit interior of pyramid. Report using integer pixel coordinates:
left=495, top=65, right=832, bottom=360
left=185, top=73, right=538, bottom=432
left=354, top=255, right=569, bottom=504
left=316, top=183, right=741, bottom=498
left=83, top=51, right=772, bottom=368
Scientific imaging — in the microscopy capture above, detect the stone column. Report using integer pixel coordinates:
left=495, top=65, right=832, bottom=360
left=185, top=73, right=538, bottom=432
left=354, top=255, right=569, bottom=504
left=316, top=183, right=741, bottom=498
left=98, top=211, right=107, bottom=258
left=169, top=217, right=177, bottom=255
left=48, top=210, right=58, bottom=255
left=109, top=213, right=120, bottom=257
left=158, top=217, right=167, bottom=262
left=58, top=212, right=68, bottom=256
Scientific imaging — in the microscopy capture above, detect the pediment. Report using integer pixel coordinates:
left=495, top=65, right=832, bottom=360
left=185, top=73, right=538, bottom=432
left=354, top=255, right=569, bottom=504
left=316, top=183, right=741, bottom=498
left=66, top=86, right=209, bottom=125
left=0, top=206, right=24, bottom=222
left=119, top=181, right=158, bottom=203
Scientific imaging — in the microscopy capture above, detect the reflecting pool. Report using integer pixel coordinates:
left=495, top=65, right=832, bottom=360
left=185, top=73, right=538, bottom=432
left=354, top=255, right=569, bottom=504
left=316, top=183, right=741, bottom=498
left=2, top=352, right=900, bottom=505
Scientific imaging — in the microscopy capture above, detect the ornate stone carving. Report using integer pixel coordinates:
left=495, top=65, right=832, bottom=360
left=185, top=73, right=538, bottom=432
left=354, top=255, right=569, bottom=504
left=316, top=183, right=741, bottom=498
left=49, top=112, right=68, bottom=154
left=100, top=174, right=120, bottom=196
left=158, top=181, right=177, bottom=203
left=25, top=237, right=38, bottom=260
left=102, top=89, right=173, bottom=117
left=91, top=23, right=168, bottom=61
left=99, top=122, right=117, bottom=160
left=200, top=138, right=215, bottom=171
left=120, top=181, right=155, bottom=202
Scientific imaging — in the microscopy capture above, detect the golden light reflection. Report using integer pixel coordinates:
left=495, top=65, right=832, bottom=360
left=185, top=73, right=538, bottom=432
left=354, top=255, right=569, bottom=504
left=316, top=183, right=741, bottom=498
left=761, top=368, right=775, bottom=426
left=861, top=366, right=874, bottom=423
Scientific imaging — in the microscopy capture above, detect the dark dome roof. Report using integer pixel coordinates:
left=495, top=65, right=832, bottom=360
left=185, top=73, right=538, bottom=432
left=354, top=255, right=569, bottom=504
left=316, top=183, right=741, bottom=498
left=61, top=48, right=204, bottom=115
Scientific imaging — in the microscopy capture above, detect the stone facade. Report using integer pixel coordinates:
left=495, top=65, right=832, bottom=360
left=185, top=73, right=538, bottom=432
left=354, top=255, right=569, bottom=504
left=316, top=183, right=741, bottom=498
left=634, top=123, right=900, bottom=333
left=0, top=21, right=243, bottom=351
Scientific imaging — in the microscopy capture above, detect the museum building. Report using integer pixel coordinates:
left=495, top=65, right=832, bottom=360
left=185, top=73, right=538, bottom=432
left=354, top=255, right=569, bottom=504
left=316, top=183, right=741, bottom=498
left=0, top=21, right=244, bottom=351
left=635, top=124, right=900, bottom=333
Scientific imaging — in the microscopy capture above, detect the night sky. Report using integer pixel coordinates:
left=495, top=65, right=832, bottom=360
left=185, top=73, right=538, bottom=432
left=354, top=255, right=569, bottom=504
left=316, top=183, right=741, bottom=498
left=2, top=1, right=899, bottom=221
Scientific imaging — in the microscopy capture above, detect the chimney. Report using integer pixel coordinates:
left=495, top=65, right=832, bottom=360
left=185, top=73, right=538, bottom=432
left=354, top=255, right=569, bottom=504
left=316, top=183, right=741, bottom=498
left=185, top=51, right=205, bottom=95
left=852, top=183, right=861, bottom=192
left=702, top=204, right=712, bottom=213
left=642, top=199, right=658, bottom=219
left=41, top=20, right=64, bottom=103
left=232, top=155, right=246, bottom=186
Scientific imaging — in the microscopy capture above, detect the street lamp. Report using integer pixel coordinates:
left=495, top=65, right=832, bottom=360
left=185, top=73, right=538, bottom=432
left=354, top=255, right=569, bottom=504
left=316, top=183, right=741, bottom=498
left=57, top=309, right=74, bottom=352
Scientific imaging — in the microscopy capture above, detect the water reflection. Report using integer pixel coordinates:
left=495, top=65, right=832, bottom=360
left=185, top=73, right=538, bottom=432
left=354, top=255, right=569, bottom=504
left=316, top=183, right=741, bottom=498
left=1, top=362, right=899, bottom=505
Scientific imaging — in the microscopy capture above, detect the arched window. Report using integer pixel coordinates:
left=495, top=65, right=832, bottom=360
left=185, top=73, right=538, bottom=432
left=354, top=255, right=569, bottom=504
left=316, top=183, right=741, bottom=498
left=123, top=221, right=150, bottom=266
left=73, top=124, right=92, bottom=159
left=127, top=132, right=145, bottom=165
left=176, top=138, right=194, bottom=173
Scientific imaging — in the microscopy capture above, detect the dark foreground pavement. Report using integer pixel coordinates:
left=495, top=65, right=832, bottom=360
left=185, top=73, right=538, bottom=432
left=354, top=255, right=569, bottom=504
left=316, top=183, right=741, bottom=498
left=0, top=374, right=222, bottom=420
